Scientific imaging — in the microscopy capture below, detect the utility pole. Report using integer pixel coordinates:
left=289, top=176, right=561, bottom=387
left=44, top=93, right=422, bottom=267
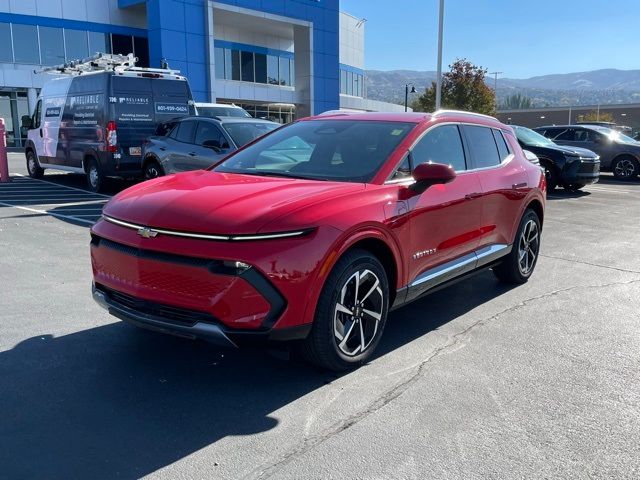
left=489, top=71, right=502, bottom=108
left=568, top=105, right=572, bottom=124
left=435, top=0, right=445, bottom=110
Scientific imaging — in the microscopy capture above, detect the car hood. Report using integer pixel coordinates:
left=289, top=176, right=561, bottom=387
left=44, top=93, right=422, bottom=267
left=103, top=170, right=366, bottom=235
left=526, top=143, right=599, bottom=159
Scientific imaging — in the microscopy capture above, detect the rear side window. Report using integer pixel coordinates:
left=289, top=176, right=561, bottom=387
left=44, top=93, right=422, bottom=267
left=554, top=129, right=575, bottom=141
left=173, top=120, right=196, bottom=143
left=492, top=129, right=511, bottom=161
left=464, top=125, right=501, bottom=168
left=411, top=125, right=466, bottom=171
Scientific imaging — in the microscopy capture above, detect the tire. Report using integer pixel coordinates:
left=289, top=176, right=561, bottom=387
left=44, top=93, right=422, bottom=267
left=143, top=159, right=164, bottom=180
left=611, top=156, right=639, bottom=179
left=541, top=162, right=558, bottom=191
left=493, top=209, right=541, bottom=284
left=299, top=249, right=389, bottom=371
left=85, top=157, right=105, bottom=193
left=26, top=150, right=44, bottom=178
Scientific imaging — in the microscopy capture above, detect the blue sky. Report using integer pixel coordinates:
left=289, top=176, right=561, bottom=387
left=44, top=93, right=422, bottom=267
left=340, top=0, right=639, bottom=78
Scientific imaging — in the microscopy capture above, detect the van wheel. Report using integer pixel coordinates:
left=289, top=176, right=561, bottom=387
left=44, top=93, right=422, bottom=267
left=86, top=158, right=104, bottom=193
left=298, top=249, right=389, bottom=371
left=493, top=209, right=541, bottom=284
left=143, top=160, right=164, bottom=180
left=26, top=150, right=44, bottom=178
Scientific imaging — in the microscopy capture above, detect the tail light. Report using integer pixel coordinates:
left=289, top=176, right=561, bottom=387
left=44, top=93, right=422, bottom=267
left=106, top=121, right=117, bottom=153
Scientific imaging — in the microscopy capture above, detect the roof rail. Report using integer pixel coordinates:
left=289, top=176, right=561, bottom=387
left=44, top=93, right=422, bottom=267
left=35, top=53, right=182, bottom=76
left=432, top=109, right=498, bottom=121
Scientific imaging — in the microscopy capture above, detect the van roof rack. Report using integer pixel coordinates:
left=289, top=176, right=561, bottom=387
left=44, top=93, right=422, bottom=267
left=36, top=53, right=182, bottom=76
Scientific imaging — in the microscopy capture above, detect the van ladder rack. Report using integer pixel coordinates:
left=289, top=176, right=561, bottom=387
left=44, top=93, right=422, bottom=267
left=35, top=53, right=181, bottom=76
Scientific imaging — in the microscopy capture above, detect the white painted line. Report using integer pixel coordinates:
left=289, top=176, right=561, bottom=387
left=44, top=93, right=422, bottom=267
left=13, top=173, right=112, bottom=198
left=25, top=200, right=107, bottom=207
left=0, top=201, right=95, bottom=225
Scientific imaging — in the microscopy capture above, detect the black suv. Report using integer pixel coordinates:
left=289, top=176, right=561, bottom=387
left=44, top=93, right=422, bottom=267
left=534, top=124, right=640, bottom=180
left=513, top=125, right=600, bottom=191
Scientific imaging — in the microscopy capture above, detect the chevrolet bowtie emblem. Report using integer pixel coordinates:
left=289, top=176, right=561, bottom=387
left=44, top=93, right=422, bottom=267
left=137, top=227, right=158, bottom=238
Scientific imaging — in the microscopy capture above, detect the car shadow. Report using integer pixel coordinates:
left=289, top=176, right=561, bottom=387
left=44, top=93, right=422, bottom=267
left=595, top=174, right=640, bottom=186
left=545, top=188, right=591, bottom=200
left=36, top=172, right=136, bottom=195
left=0, top=270, right=514, bottom=479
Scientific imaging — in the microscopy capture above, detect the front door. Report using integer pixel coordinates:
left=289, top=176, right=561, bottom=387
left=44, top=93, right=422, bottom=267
left=191, top=121, right=230, bottom=169
left=403, top=124, right=483, bottom=299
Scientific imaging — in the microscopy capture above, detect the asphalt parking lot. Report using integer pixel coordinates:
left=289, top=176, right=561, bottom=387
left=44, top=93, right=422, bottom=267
left=1, top=152, right=639, bottom=479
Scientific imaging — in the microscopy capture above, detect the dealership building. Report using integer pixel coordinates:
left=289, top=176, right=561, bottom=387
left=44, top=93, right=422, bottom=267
left=0, top=0, right=404, bottom=146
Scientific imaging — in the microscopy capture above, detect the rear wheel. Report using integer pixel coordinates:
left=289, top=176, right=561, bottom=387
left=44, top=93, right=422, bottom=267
left=493, top=209, right=541, bottom=284
left=26, top=150, right=44, bottom=178
left=299, top=249, right=389, bottom=371
left=143, top=159, right=164, bottom=180
left=85, top=157, right=105, bottom=193
left=612, top=156, right=639, bottom=179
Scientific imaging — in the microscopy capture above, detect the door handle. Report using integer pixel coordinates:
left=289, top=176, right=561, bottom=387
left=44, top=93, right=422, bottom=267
left=188, top=152, right=197, bottom=157
left=39, top=128, right=43, bottom=138
left=512, top=182, right=528, bottom=190
left=465, top=192, right=481, bottom=200
left=159, top=147, right=166, bottom=151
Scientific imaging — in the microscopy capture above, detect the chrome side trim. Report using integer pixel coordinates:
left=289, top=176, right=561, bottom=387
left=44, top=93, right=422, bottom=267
left=102, top=214, right=309, bottom=242
left=409, top=243, right=511, bottom=289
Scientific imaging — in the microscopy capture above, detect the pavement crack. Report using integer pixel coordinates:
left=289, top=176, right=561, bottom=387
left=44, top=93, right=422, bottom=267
left=539, top=253, right=640, bottom=274
left=247, top=277, right=640, bottom=480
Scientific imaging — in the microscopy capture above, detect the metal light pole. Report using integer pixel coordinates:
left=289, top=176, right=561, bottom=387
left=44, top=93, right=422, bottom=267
left=435, top=0, right=445, bottom=110
left=404, top=84, right=417, bottom=112
left=489, top=71, right=502, bottom=108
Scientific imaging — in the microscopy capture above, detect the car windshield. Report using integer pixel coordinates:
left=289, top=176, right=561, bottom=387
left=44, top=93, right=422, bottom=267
left=222, top=122, right=280, bottom=147
left=198, top=106, right=251, bottom=118
left=514, top=126, right=555, bottom=147
left=214, top=119, right=415, bottom=182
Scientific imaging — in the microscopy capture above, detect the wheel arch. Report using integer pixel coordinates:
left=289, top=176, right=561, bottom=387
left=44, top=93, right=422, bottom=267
left=345, top=237, right=399, bottom=306
left=526, top=198, right=544, bottom=228
left=82, top=150, right=100, bottom=173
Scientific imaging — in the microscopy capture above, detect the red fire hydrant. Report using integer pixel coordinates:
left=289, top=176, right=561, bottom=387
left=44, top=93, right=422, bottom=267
left=0, top=118, right=10, bottom=183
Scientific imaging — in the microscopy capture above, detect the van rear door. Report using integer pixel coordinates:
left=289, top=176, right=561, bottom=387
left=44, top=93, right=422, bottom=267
left=110, top=76, right=194, bottom=175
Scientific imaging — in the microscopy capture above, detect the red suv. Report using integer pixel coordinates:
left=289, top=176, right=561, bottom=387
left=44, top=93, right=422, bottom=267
left=91, top=111, right=546, bottom=370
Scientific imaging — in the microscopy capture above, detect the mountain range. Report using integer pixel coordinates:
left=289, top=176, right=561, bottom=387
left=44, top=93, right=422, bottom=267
left=365, top=69, right=640, bottom=108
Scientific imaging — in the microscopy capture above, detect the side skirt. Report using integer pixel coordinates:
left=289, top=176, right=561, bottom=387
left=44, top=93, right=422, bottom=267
left=392, top=244, right=512, bottom=310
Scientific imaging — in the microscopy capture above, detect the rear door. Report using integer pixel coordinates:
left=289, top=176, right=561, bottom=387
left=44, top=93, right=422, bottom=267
left=462, top=125, right=528, bottom=249
left=163, top=119, right=197, bottom=172
left=404, top=124, right=483, bottom=296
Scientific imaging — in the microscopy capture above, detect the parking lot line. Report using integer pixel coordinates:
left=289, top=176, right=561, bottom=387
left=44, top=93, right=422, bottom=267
left=0, top=201, right=96, bottom=225
left=11, top=173, right=112, bottom=198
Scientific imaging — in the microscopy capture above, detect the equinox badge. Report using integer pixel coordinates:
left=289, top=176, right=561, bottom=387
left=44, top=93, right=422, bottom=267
left=137, top=227, right=158, bottom=238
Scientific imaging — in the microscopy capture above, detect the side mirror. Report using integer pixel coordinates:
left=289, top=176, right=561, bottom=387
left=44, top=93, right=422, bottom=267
left=523, top=149, right=540, bottom=165
left=410, top=162, right=457, bottom=194
left=22, top=116, right=33, bottom=129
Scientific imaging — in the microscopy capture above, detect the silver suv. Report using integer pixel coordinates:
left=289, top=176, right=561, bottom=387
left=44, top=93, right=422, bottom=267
left=535, top=124, right=640, bottom=179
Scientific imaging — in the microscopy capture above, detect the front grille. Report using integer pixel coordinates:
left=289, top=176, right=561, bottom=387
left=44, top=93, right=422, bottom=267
left=578, top=161, right=600, bottom=174
left=99, top=285, right=217, bottom=327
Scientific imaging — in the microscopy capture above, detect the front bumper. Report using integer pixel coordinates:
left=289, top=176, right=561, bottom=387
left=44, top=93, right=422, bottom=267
left=93, top=283, right=311, bottom=345
left=561, top=158, right=600, bottom=185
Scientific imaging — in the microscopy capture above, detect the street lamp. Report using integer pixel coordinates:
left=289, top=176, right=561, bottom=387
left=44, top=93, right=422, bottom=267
left=405, top=84, right=417, bottom=112
left=489, top=71, right=502, bottom=107
left=435, top=0, right=445, bottom=110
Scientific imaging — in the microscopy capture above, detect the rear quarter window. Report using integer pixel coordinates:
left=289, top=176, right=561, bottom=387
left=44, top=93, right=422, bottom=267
left=464, top=125, right=501, bottom=168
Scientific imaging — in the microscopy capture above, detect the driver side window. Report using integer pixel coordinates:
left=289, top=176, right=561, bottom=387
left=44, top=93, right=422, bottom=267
left=411, top=124, right=467, bottom=171
left=32, top=100, right=42, bottom=129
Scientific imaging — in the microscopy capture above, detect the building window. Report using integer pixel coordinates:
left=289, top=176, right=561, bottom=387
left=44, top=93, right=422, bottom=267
left=12, top=24, right=39, bottom=64
left=230, top=50, right=241, bottom=80
left=340, top=70, right=347, bottom=94
left=255, top=53, right=267, bottom=84
left=214, top=46, right=225, bottom=79
left=0, top=23, right=12, bottom=62
left=133, top=36, right=149, bottom=67
left=88, top=31, right=110, bottom=55
left=64, top=29, right=89, bottom=61
left=279, top=57, right=290, bottom=86
left=267, top=55, right=279, bottom=85
left=241, top=51, right=254, bottom=82
left=39, top=26, right=65, bottom=65
left=111, top=34, right=133, bottom=55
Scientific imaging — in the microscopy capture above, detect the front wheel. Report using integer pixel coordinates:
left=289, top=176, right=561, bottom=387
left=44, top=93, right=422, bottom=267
left=26, top=150, right=44, bottom=178
left=493, top=209, right=541, bottom=284
left=542, top=163, right=558, bottom=191
left=612, top=156, right=639, bottom=179
left=299, top=249, right=389, bottom=371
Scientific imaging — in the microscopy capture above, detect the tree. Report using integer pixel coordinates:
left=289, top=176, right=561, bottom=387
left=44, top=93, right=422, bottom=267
left=413, top=58, right=496, bottom=115
left=578, top=111, right=614, bottom=123
left=501, top=93, right=533, bottom=110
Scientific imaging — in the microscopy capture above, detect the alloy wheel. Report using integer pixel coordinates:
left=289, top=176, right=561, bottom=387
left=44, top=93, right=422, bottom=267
left=27, top=155, right=37, bottom=175
left=614, top=158, right=636, bottom=178
left=333, top=269, right=384, bottom=357
left=145, top=165, right=160, bottom=179
left=89, top=167, right=99, bottom=188
left=518, top=219, right=539, bottom=275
